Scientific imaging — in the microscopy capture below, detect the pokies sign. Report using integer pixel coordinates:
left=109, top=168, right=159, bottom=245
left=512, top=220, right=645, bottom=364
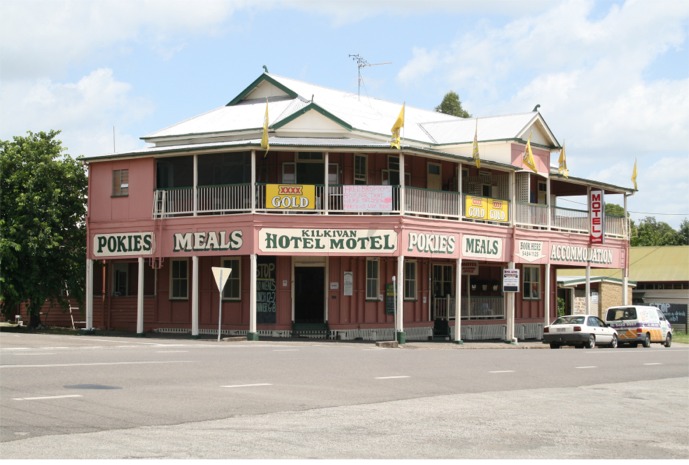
left=93, top=232, right=155, bottom=257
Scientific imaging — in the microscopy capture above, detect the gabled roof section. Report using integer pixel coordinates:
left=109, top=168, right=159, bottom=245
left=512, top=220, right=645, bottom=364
left=227, top=73, right=299, bottom=105
left=423, top=112, right=560, bottom=148
left=273, top=102, right=353, bottom=131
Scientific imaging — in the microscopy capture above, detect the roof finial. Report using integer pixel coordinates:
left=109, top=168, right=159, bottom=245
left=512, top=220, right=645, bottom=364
left=532, top=104, right=541, bottom=112
left=262, top=65, right=269, bottom=73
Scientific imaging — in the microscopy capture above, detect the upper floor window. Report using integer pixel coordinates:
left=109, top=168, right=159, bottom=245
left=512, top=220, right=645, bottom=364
left=354, top=155, right=367, bottom=185
left=112, top=169, right=129, bottom=197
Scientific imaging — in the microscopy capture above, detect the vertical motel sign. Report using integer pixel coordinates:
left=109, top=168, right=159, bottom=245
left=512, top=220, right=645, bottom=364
left=590, top=190, right=605, bottom=244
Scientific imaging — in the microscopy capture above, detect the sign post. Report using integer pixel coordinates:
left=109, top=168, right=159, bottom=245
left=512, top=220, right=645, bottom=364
left=212, top=267, right=232, bottom=342
left=503, top=268, right=520, bottom=293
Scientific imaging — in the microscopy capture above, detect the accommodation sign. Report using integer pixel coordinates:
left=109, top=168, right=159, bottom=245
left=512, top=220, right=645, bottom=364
left=93, top=232, right=154, bottom=257
left=462, top=234, right=503, bottom=260
left=550, top=243, right=614, bottom=265
left=266, top=184, right=315, bottom=209
left=259, top=229, right=397, bottom=253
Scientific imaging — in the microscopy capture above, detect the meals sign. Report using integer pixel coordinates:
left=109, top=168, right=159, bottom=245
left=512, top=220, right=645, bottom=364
left=259, top=229, right=397, bottom=253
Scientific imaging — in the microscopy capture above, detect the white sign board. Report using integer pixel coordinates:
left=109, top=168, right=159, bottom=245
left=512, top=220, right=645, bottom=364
left=212, top=267, right=232, bottom=292
left=503, top=268, right=520, bottom=293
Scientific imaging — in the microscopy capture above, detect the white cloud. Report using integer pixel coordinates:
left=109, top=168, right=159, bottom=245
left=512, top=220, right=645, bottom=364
left=0, top=69, right=153, bottom=157
left=0, top=0, right=247, bottom=80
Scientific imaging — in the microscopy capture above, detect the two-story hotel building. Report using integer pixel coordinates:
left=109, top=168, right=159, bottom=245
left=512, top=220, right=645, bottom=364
left=83, top=72, right=634, bottom=342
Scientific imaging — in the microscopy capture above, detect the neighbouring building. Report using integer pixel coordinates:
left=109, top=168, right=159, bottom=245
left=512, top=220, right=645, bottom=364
left=79, top=72, right=636, bottom=342
left=558, top=246, right=689, bottom=332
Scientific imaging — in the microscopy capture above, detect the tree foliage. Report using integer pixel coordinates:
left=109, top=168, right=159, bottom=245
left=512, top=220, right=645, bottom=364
left=631, top=216, right=682, bottom=247
left=435, top=91, right=471, bottom=118
left=0, top=131, right=87, bottom=327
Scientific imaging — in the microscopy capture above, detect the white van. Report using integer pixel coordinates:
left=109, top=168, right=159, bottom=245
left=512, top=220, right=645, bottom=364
left=604, top=305, right=672, bottom=348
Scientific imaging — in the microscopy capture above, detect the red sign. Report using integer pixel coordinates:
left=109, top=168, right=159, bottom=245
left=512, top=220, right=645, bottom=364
left=590, top=190, right=605, bottom=244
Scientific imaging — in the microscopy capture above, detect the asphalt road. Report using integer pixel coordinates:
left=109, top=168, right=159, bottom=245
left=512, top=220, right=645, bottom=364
left=1, top=332, right=688, bottom=459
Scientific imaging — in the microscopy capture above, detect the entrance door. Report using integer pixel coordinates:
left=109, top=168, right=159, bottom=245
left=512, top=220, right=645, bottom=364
left=432, top=264, right=454, bottom=320
left=294, top=266, right=325, bottom=323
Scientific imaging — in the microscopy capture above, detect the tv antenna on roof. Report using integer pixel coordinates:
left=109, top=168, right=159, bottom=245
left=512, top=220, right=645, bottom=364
left=349, top=54, right=391, bottom=99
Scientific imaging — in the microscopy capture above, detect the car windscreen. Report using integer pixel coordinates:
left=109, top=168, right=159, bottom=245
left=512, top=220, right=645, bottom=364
left=553, top=316, right=585, bottom=325
left=606, top=307, right=636, bottom=321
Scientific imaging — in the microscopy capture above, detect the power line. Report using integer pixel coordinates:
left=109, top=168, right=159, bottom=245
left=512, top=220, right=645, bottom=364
left=558, top=198, right=688, bottom=218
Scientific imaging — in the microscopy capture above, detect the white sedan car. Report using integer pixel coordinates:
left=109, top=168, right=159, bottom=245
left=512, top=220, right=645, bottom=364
left=543, top=315, right=618, bottom=349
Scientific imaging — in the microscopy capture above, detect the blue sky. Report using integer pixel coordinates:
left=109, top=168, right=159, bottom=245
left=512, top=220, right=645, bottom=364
left=2, top=0, right=688, bottom=228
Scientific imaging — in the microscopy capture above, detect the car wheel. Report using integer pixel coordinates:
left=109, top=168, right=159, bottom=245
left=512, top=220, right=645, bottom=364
left=664, top=333, right=672, bottom=348
left=609, top=334, right=618, bottom=349
left=642, top=333, right=651, bottom=348
left=549, top=343, right=560, bottom=349
left=586, top=335, right=595, bottom=349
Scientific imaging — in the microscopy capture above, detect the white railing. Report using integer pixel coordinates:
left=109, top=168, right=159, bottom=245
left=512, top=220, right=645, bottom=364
left=406, top=187, right=461, bottom=219
left=432, top=296, right=505, bottom=320
left=152, top=185, right=626, bottom=239
left=515, top=202, right=549, bottom=228
left=198, top=183, right=252, bottom=213
left=605, top=215, right=627, bottom=237
left=551, top=206, right=588, bottom=232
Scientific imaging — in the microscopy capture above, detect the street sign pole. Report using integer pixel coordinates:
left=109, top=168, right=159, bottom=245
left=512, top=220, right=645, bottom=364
left=212, top=267, right=232, bottom=342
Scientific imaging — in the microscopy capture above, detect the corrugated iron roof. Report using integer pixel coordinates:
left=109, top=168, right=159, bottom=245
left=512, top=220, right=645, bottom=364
left=558, top=246, right=689, bottom=282
left=143, top=72, right=544, bottom=148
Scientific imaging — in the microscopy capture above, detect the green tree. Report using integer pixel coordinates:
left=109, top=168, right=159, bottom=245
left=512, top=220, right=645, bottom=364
left=606, top=203, right=637, bottom=239
left=678, top=219, right=689, bottom=245
left=0, top=131, right=87, bottom=327
left=631, top=216, right=681, bottom=246
left=435, top=91, right=471, bottom=118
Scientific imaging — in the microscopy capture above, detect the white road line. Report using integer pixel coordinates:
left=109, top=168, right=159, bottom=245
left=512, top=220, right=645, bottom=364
left=1, top=360, right=192, bottom=369
left=221, top=383, right=273, bottom=388
left=576, top=366, right=597, bottom=369
left=489, top=370, right=515, bottom=374
left=13, top=395, right=83, bottom=401
left=13, top=353, right=56, bottom=356
left=643, top=362, right=662, bottom=366
left=374, top=376, right=410, bottom=380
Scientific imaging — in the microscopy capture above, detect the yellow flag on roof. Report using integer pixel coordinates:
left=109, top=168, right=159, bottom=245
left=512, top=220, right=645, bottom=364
left=472, top=120, right=480, bottom=169
left=522, top=132, right=537, bottom=173
left=261, top=98, right=269, bottom=155
left=632, top=158, right=638, bottom=190
left=558, top=143, right=569, bottom=178
left=390, top=103, right=405, bottom=149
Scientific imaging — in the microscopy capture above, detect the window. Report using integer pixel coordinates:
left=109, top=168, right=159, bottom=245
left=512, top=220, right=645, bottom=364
left=113, top=263, right=129, bottom=296
left=433, top=264, right=453, bottom=297
left=523, top=266, right=540, bottom=300
left=404, top=260, right=417, bottom=300
left=112, top=169, right=129, bottom=197
left=354, top=155, right=367, bottom=185
left=366, top=258, right=379, bottom=300
left=170, top=259, right=188, bottom=299
left=328, top=163, right=339, bottom=185
left=220, top=258, right=241, bottom=300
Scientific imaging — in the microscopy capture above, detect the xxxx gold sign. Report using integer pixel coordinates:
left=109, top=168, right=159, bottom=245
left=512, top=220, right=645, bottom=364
left=266, top=184, right=316, bottom=209
left=464, top=195, right=509, bottom=222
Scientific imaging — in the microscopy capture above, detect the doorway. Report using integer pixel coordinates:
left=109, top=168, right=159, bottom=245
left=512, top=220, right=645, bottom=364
left=294, top=266, right=325, bottom=323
